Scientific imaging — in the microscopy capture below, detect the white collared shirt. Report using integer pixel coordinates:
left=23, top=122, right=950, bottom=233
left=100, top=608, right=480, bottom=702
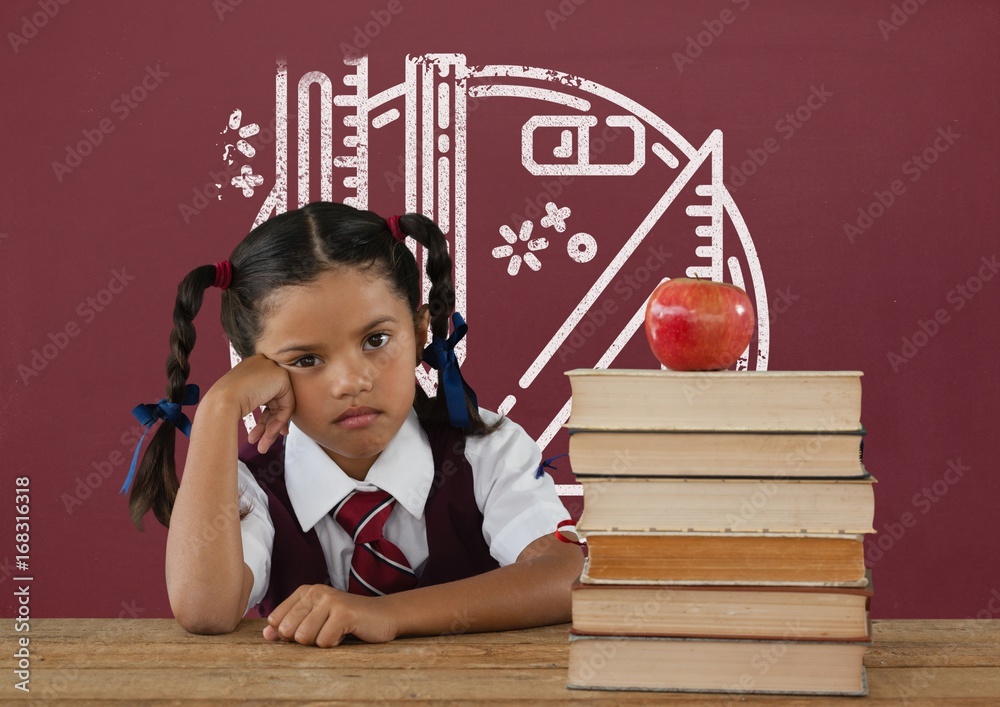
left=237, top=407, right=570, bottom=612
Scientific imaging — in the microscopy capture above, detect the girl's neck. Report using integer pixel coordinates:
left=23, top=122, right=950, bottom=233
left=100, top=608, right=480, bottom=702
left=324, top=448, right=378, bottom=482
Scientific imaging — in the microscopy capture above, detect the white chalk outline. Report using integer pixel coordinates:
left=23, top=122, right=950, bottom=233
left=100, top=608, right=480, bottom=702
left=517, top=131, right=718, bottom=390
left=236, top=54, right=770, bottom=441
left=468, top=84, right=591, bottom=112
left=297, top=71, right=333, bottom=206
left=521, top=115, right=646, bottom=176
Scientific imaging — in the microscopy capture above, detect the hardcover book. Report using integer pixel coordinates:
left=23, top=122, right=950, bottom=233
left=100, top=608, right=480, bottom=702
left=570, top=572, right=873, bottom=640
left=567, top=634, right=869, bottom=695
left=576, top=477, right=876, bottom=534
left=565, top=369, right=863, bottom=432
left=581, top=532, right=868, bottom=586
left=567, top=428, right=866, bottom=478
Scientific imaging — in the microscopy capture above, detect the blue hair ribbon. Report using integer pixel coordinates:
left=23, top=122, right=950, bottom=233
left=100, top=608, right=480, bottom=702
left=421, top=312, right=478, bottom=430
left=120, top=384, right=200, bottom=495
left=535, top=453, right=569, bottom=479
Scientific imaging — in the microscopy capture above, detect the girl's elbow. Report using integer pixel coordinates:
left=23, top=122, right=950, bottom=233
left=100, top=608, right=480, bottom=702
left=169, top=592, right=243, bottom=635
left=173, top=607, right=242, bottom=635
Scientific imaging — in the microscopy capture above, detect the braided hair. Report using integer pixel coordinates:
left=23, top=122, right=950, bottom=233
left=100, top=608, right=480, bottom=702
left=128, top=202, right=499, bottom=529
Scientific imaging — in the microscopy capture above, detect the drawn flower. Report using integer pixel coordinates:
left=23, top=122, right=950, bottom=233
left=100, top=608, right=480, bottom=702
left=231, top=165, right=264, bottom=197
left=222, top=108, right=260, bottom=164
left=492, top=221, right=549, bottom=276
left=540, top=201, right=571, bottom=232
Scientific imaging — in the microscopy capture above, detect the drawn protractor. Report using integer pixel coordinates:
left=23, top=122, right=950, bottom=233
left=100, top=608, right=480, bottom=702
left=458, top=60, right=769, bottom=387
left=242, top=54, right=770, bottom=450
left=334, top=54, right=769, bottom=419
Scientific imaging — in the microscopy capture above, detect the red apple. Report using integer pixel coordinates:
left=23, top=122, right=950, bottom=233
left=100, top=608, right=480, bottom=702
left=644, top=277, right=755, bottom=371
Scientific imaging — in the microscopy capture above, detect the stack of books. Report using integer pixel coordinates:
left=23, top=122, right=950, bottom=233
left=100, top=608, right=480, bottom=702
left=564, top=369, right=875, bottom=696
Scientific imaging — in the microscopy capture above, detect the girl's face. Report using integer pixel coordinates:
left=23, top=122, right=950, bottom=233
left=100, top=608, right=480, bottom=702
left=255, top=266, right=430, bottom=481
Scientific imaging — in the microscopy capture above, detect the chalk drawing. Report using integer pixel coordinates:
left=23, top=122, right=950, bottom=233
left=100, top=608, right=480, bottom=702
left=221, top=54, right=770, bottom=481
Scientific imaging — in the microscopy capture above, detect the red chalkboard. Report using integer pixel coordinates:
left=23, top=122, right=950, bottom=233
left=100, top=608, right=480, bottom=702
left=1, top=0, right=997, bottom=622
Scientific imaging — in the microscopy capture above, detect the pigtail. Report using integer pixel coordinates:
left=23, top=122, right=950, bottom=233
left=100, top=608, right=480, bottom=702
left=399, top=214, right=502, bottom=437
left=128, top=264, right=216, bottom=529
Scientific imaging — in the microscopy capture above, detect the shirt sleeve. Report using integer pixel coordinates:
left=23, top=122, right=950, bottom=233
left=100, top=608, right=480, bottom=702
left=465, top=409, right=572, bottom=566
left=236, top=460, right=274, bottom=614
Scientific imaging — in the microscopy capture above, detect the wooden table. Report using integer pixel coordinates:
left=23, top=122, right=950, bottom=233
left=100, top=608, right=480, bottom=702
left=6, top=619, right=999, bottom=703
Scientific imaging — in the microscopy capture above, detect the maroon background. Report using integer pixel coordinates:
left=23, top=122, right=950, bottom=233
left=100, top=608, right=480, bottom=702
left=1, top=0, right=998, bottom=621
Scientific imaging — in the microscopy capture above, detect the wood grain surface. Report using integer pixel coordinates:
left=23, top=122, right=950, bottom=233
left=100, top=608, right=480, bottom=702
left=4, top=619, right=999, bottom=703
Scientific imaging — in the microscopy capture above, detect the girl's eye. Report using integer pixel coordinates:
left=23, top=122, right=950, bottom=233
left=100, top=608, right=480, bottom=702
left=364, top=333, right=390, bottom=351
left=292, top=355, right=319, bottom=368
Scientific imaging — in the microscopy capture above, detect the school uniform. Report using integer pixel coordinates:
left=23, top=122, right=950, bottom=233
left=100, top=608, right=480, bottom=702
left=237, top=407, right=570, bottom=614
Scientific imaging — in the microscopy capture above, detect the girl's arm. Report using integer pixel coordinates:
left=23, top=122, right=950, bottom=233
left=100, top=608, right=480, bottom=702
left=165, top=355, right=294, bottom=634
left=164, top=391, right=251, bottom=634
left=262, top=532, right=583, bottom=646
left=387, top=531, right=584, bottom=636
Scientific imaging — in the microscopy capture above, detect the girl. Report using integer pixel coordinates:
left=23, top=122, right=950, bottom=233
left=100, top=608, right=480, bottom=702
left=125, top=202, right=583, bottom=647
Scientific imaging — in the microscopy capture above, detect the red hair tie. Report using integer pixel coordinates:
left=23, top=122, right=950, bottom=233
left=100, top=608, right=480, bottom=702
left=213, top=260, right=232, bottom=290
left=386, top=215, right=406, bottom=242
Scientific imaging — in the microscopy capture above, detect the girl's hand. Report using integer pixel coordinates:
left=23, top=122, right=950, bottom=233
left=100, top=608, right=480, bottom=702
left=204, top=353, right=296, bottom=453
left=263, top=585, right=398, bottom=647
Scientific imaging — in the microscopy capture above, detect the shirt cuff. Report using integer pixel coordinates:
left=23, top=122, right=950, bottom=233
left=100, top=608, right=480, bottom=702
left=241, top=525, right=272, bottom=614
left=489, top=501, right=571, bottom=567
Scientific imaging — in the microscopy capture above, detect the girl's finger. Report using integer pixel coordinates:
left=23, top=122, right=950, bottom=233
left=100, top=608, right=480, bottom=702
left=254, top=399, right=288, bottom=451
left=248, top=403, right=276, bottom=439
left=271, top=389, right=296, bottom=431
left=290, top=607, right=329, bottom=646
left=255, top=384, right=294, bottom=450
left=247, top=416, right=266, bottom=444
left=276, top=598, right=315, bottom=641
left=315, top=619, right=349, bottom=648
left=256, top=407, right=289, bottom=453
left=266, top=585, right=304, bottom=628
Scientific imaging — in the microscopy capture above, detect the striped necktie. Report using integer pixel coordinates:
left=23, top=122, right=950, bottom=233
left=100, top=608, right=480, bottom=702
left=332, top=489, right=418, bottom=596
